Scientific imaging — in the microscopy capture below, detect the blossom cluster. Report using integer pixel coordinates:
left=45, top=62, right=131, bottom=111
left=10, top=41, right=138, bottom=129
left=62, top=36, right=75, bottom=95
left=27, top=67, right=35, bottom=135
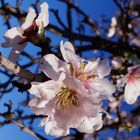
left=1, top=1, right=140, bottom=137
left=2, top=2, right=49, bottom=63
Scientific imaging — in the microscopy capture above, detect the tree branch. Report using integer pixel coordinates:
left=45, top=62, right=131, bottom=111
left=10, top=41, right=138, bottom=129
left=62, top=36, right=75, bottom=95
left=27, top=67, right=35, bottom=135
left=0, top=53, right=35, bottom=82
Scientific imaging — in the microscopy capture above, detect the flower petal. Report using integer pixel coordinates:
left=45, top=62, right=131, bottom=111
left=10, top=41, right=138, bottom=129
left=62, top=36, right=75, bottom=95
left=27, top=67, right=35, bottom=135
left=30, top=99, right=55, bottom=115
left=28, top=82, right=41, bottom=97
left=84, top=58, right=100, bottom=76
left=54, top=105, right=84, bottom=129
left=44, top=118, right=68, bottom=136
left=29, top=97, right=48, bottom=108
left=77, top=114, right=103, bottom=133
left=96, top=59, right=111, bottom=78
left=124, top=82, right=140, bottom=104
left=88, top=79, right=116, bottom=101
left=36, top=2, right=49, bottom=33
left=40, top=54, right=66, bottom=81
left=31, top=107, right=50, bottom=115
left=60, top=41, right=80, bottom=71
left=2, top=27, right=24, bottom=48
left=21, top=7, right=36, bottom=30
left=61, top=72, right=88, bottom=96
left=29, top=80, right=61, bottom=100
left=80, top=95, right=102, bottom=117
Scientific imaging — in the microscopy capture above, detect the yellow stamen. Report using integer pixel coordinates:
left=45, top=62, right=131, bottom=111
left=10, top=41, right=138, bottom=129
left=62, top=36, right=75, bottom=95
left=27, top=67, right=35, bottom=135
left=56, top=87, right=79, bottom=111
left=67, top=63, right=74, bottom=76
left=67, top=61, right=96, bottom=81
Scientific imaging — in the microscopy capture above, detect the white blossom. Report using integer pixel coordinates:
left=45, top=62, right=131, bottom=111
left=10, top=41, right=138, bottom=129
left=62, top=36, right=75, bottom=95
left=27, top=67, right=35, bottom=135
left=1, top=2, right=49, bottom=62
left=122, top=65, right=140, bottom=104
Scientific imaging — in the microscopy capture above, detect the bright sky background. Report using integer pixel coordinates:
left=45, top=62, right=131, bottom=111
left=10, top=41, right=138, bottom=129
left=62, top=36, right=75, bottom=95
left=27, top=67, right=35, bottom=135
left=0, top=0, right=119, bottom=140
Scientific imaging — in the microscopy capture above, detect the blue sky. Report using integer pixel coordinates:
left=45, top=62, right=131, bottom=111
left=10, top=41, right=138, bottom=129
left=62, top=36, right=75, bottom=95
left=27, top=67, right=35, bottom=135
left=0, top=0, right=119, bottom=140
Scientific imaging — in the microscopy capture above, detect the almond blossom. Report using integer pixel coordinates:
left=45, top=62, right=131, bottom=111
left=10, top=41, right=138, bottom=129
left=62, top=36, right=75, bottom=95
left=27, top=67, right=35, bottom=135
left=121, top=65, right=140, bottom=104
left=40, top=41, right=116, bottom=101
left=29, top=72, right=105, bottom=136
left=1, top=2, right=49, bottom=63
left=28, top=41, right=116, bottom=136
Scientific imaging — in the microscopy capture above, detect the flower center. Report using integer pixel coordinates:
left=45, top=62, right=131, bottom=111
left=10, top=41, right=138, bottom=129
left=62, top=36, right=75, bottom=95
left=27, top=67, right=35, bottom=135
left=56, top=87, right=79, bottom=110
left=67, top=62, right=95, bottom=81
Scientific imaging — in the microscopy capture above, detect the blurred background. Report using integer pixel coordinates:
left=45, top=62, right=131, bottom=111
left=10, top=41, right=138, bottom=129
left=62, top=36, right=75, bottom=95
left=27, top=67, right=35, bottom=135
left=0, top=0, right=140, bottom=140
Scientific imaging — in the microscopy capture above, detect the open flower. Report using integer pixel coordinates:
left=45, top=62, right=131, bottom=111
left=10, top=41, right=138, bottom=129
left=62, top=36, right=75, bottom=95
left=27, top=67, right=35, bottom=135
left=28, top=41, right=115, bottom=136
left=122, top=65, right=140, bottom=104
left=40, top=41, right=116, bottom=101
left=29, top=72, right=105, bottom=136
left=1, top=2, right=49, bottom=62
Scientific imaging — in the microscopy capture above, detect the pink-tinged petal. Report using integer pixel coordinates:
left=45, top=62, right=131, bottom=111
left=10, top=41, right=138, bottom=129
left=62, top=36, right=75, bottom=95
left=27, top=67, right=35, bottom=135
left=127, top=65, right=140, bottom=73
left=88, top=79, right=116, bottom=101
left=61, top=72, right=88, bottom=96
left=40, top=54, right=66, bottom=81
left=96, top=60, right=111, bottom=78
left=135, top=79, right=140, bottom=91
left=28, top=82, right=41, bottom=96
left=21, top=8, right=36, bottom=30
left=80, top=95, right=102, bottom=117
left=44, top=118, right=68, bottom=136
left=54, top=105, right=84, bottom=129
left=60, top=41, right=80, bottom=71
left=30, top=99, right=55, bottom=115
left=36, top=2, right=49, bottom=33
left=62, top=72, right=78, bottom=91
left=60, top=41, right=75, bottom=60
left=37, top=80, right=61, bottom=99
left=2, top=27, right=24, bottom=48
left=75, top=79, right=89, bottom=96
left=8, top=44, right=26, bottom=63
left=29, top=80, right=61, bottom=100
left=29, top=97, right=48, bottom=108
left=124, top=82, right=140, bottom=104
left=77, top=114, right=103, bottom=133
left=1, top=27, right=26, bottom=62
left=84, top=59, right=99, bottom=76
left=31, top=107, right=50, bottom=115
